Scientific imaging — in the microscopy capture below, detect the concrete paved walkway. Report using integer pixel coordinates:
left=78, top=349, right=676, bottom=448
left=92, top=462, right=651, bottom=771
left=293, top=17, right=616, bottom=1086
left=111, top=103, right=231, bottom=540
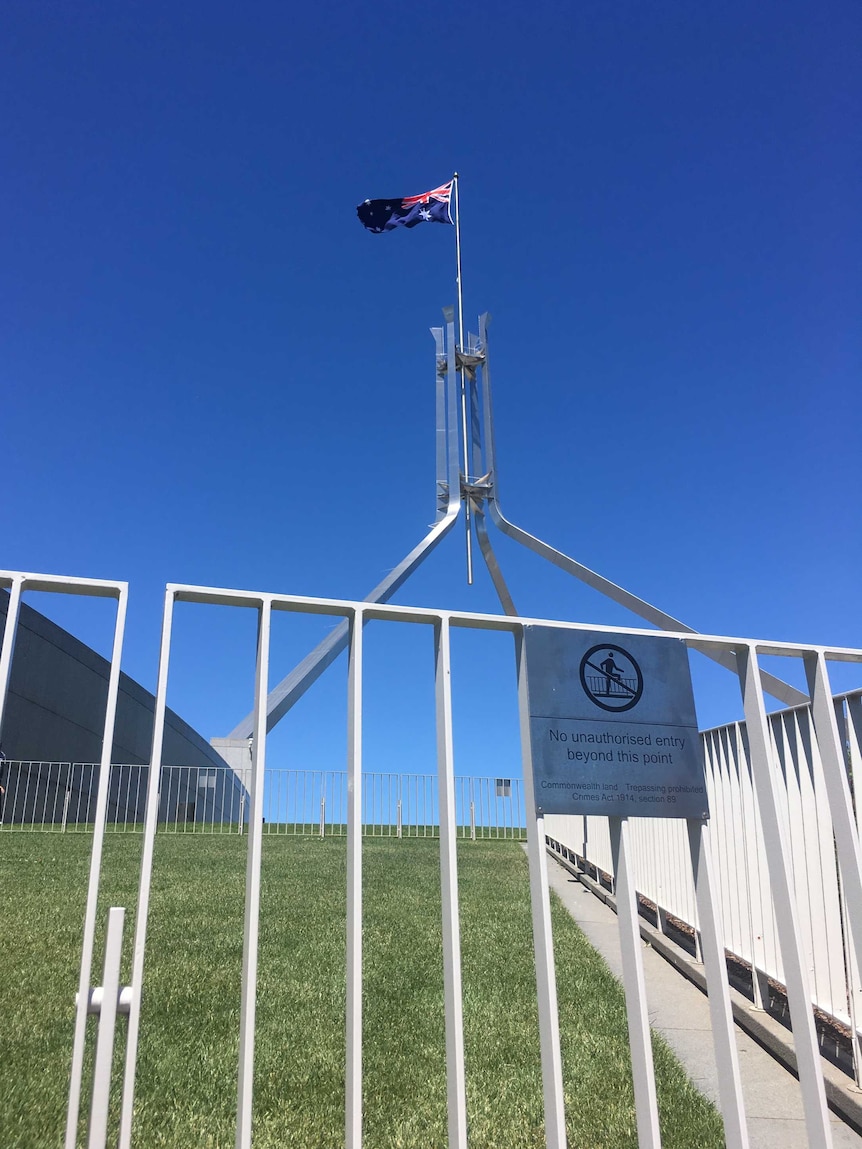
left=546, top=853, right=862, bottom=1148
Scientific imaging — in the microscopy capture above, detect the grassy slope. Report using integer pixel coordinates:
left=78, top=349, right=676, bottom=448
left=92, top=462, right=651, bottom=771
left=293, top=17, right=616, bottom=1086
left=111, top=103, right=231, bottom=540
left=0, top=834, right=724, bottom=1148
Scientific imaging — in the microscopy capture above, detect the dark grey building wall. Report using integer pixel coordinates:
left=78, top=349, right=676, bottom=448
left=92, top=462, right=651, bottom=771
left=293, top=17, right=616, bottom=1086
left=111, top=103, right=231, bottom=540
left=0, top=590, right=228, bottom=769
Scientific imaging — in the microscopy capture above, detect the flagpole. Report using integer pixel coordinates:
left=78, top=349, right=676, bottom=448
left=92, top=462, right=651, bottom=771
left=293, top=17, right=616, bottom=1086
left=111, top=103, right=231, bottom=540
left=453, top=172, right=474, bottom=584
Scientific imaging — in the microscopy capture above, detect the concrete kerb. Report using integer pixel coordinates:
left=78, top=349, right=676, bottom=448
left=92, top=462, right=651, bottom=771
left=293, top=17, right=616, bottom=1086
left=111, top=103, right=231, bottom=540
left=546, top=846, right=862, bottom=1137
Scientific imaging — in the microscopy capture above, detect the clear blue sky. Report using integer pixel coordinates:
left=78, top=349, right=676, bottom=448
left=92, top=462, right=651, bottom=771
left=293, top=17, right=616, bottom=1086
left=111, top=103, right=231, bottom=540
left=3, top=2, right=860, bottom=777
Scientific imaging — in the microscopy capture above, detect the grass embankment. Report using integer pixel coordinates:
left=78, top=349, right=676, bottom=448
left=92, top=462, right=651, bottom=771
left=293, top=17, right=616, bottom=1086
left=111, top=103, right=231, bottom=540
left=0, top=834, right=724, bottom=1148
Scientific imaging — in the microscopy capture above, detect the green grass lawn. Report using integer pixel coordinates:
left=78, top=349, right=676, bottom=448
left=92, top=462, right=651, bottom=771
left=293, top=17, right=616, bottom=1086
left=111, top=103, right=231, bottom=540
left=0, top=834, right=724, bottom=1148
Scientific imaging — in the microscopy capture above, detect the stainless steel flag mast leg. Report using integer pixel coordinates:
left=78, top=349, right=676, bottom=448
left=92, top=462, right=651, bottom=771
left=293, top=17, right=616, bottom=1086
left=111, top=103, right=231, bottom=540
left=462, top=324, right=517, bottom=615
left=452, top=172, right=474, bottom=585
left=473, top=500, right=517, bottom=616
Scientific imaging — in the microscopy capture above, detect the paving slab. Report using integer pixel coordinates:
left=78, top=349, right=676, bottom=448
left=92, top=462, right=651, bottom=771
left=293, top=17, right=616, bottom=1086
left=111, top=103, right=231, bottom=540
left=545, top=852, right=862, bottom=1148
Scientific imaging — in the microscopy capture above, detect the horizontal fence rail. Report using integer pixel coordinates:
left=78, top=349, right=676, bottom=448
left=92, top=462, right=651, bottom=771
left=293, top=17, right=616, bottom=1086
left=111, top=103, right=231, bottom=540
left=0, top=762, right=527, bottom=840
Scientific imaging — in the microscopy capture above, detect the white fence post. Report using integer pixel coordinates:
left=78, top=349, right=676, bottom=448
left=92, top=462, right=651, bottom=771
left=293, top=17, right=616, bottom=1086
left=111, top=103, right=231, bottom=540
left=515, top=629, right=567, bottom=1149
left=0, top=575, right=23, bottom=740
left=609, top=815, right=661, bottom=1148
left=805, top=655, right=862, bottom=1014
left=346, top=610, right=363, bottom=1148
left=86, top=907, right=126, bottom=1149
left=736, top=645, right=832, bottom=1146
left=687, top=818, right=749, bottom=1148
left=65, top=580, right=128, bottom=1149
left=118, top=587, right=174, bottom=1149
left=434, top=617, right=468, bottom=1148
left=235, top=598, right=272, bottom=1149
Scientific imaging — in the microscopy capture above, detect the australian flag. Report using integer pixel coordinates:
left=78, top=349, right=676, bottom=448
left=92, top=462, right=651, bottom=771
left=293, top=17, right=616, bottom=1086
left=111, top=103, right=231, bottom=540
left=357, top=180, right=453, bottom=233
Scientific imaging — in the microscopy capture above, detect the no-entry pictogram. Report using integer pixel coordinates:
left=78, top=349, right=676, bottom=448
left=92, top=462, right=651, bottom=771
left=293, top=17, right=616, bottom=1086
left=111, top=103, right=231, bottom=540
left=579, top=644, right=643, bottom=712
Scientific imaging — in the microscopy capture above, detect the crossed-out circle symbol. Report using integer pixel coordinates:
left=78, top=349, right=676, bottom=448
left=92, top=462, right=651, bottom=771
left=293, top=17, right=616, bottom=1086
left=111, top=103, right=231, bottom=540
left=579, top=644, right=643, bottom=712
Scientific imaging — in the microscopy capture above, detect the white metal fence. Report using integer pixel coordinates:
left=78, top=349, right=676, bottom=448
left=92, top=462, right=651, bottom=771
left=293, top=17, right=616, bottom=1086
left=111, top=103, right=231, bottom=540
left=4, top=569, right=862, bottom=1148
left=545, top=688, right=862, bottom=1071
left=255, top=768, right=525, bottom=839
left=0, top=761, right=245, bottom=832
left=0, top=762, right=526, bottom=839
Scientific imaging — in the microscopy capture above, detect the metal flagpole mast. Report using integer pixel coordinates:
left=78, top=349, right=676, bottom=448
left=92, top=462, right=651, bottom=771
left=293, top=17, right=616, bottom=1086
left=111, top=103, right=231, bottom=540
left=453, top=172, right=474, bottom=584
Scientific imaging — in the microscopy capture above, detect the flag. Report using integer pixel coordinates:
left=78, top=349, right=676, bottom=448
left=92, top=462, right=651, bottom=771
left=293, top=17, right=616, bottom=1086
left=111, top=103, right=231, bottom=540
left=356, top=180, right=453, bottom=233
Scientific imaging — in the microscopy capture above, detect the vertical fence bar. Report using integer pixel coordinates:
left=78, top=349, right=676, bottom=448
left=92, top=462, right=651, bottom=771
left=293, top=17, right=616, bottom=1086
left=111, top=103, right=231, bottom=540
left=164, top=768, right=176, bottom=833
left=844, top=695, right=862, bottom=1079
left=117, top=589, right=174, bottom=1149
left=731, top=723, right=768, bottom=1011
left=737, top=645, right=832, bottom=1146
left=346, top=610, right=363, bottom=1149
left=609, top=815, right=662, bottom=1148
left=211, top=770, right=218, bottom=833
left=838, top=864, right=862, bottom=1084
left=687, top=818, right=749, bottom=1148
left=45, top=762, right=55, bottom=827
left=49, top=762, right=63, bottom=827
left=66, top=584, right=128, bottom=1149
left=805, top=655, right=862, bottom=1002
left=121, top=766, right=132, bottom=833
left=86, top=907, right=125, bottom=1149
left=235, top=598, right=271, bottom=1149
left=36, top=761, right=48, bottom=828
left=515, top=630, right=567, bottom=1149
left=20, top=759, right=36, bottom=829
left=84, top=764, right=95, bottom=828
left=340, top=771, right=348, bottom=836
left=434, top=618, right=468, bottom=1148
left=0, top=575, right=23, bottom=743
left=33, top=761, right=45, bottom=828
left=402, top=776, right=411, bottom=841
left=71, top=766, right=83, bottom=830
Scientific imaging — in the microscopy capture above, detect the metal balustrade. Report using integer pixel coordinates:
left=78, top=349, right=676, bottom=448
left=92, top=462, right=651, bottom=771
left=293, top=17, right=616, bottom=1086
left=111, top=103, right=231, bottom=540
left=0, top=761, right=526, bottom=840
left=546, top=688, right=862, bottom=1080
